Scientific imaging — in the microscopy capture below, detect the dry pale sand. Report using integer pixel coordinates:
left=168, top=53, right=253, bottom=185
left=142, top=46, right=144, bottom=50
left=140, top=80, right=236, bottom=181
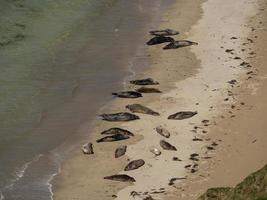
left=53, top=0, right=267, bottom=199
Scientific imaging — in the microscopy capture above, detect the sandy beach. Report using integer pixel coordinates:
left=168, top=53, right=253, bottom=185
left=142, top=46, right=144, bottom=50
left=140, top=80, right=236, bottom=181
left=53, top=0, right=267, bottom=199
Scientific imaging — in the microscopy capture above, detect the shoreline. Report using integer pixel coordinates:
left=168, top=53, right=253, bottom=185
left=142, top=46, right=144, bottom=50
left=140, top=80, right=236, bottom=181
left=53, top=0, right=267, bottom=199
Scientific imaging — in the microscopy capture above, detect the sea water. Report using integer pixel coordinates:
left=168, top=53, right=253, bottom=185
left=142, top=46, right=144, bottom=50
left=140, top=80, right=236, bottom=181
left=0, top=0, right=171, bottom=199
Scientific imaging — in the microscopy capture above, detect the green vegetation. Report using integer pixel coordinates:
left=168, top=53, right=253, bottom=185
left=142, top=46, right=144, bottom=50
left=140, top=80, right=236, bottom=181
left=199, top=164, right=267, bottom=200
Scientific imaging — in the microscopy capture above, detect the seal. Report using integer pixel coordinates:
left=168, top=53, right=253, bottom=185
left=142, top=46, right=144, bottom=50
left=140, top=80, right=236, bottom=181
left=124, top=159, right=145, bottom=171
left=126, top=104, right=160, bottom=116
left=136, top=87, right=162, bottom=93
left=96, top=133, right=130, bottom=143
left=112, top=91, right=142, bottom=98
left=82, top=142, right=94, bottom=154
left=149, top=29, right=179, bottom=36
left=130, top=78, right=159, bottom=85
left=101, top=128, right=134, bottom=136
left=115, top=145, right=127, bottom=158
left=163, top=40, right=198, bottom=50
left=150, top=147, right=161, bottom=156
left=104, top=174, right=136, bottom=182
left=160, top=140, right=177, bottom=151
left=100, top=112, right=140, bottom=122
left=168, top=111, right=197, bottom=120
left=147, top=36, right=175, bottom=45
left=155, top=126, right=170, bottom=138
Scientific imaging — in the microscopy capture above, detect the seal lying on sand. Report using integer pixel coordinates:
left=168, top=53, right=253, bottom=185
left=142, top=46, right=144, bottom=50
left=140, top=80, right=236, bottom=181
left=112, top=91, right=142, bottom=98
left=115, top=145, right=127, bottom=158
left=155, top=126, right=170, bottom=138
left=147, top=36, right=175, bottom=45
left=149, top=29, right=179, bottom=36
left=104, top=174, right=136, bottom=182
left=82, top=142, right=94, bottom=154
left=100, top=112, right=140, bottom=121
left=163, top=40, right=198, bottom=50
left=136, top=87, right=162, bottom=93
left=160, top=140, right=177, bottom=151
left=101, top=128, right=134, bottom=136
left=168, top=111, right=197, bottom=120
left=124, top=159, right=145, bottom=171
left=126, top=104, right=160, bottom=116
left=150, top=147, right=161, bottom=156
left=130, top=78, right=159, bottom=85
left=97, top=133, right=130, bottom=143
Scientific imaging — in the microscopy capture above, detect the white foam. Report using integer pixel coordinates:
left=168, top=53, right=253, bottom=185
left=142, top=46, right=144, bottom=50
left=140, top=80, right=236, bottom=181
left=0, top=154, right=43, bottom=197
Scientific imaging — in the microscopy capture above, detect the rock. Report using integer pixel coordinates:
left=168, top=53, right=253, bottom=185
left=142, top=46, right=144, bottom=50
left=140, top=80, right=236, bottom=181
left=191, top=153, right=199, bottom=157
left=82, top=142, right=94, bottom=154
left=100, top=112, right=140, bottom=122
left=228, top=79, right=237, bottom=85
left=97, top=134, right=130, bottom=143
left=163, top=40, right=198, bottom=49
left=234, top=56, right=241, bottom=60
left=155, top=126, right=170, bottom=138
left=149, top=29, right=179, bottom=36
left=112, top=91, right=142, bottom=98
left=190, top=153, right=199, bottom=161
left=126, top=104, right=160, bottom=116
left=168, top=177, right=187, bottom=185
left=136, top=87, right=162, bottom=93
left=207, top=146, right=215, bottom=150
left=130, top=78, right=159, bottom=85
left=147, top=36, right=175, bottom=45
left=101, top=128, right=134, bottom=136
left=143, top=195, right=155, bottom=200
left=168, top=111, right=197, bottom=120
left=124, top=159, right=145, bottom=171
left=150, top=147, right=161, bottom=156
left=104, top=174, right=136, bottom=182
left=193, top=136, right=203, bottom=141
left=211, top=142, right=218, bottom=146
left=115, top=145, right=127, bottom=158
left=130, top=191, right=139, bottom=197
left=173, top=157, right=182, bottom=161
left=160, top=140, right=177, bottom=151
left=225, top=49, right=234, bottom=53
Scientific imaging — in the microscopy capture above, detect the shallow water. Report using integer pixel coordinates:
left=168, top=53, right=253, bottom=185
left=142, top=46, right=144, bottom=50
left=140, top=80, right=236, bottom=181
left=0, top=0, right=172, bottom=199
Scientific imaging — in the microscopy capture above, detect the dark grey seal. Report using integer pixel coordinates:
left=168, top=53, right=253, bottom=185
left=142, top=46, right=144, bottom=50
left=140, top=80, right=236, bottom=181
left=100, top=112, right=140, bottom=122
left=96, top=134, right=130, bottom=143
left=163, top=40, right=198, bottom=50
left=82, top=142, right=94, bottom=154
left=149, top=29, right=179, bottom=36
left=104, top=174, right=136, bottom=182
left=112, top=91, right=142, bottom=98
left=147, top=36, right=175, bottom=45
left=124, top=159, right=145, bottom=171
left=126, top=104, right=160, bottom=116
left=130, top=78, right=159, bottom=86
left=160, top=140, right=177, bottom=151
left=155, top=126, right=170, bottom=138
left=136, top=87, right=162, bottom=93
left=101, top=128, right=134, bottom=136
left=168, top=111, right=197, bottom=120
left=115, top=145, right=127, bottom=158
